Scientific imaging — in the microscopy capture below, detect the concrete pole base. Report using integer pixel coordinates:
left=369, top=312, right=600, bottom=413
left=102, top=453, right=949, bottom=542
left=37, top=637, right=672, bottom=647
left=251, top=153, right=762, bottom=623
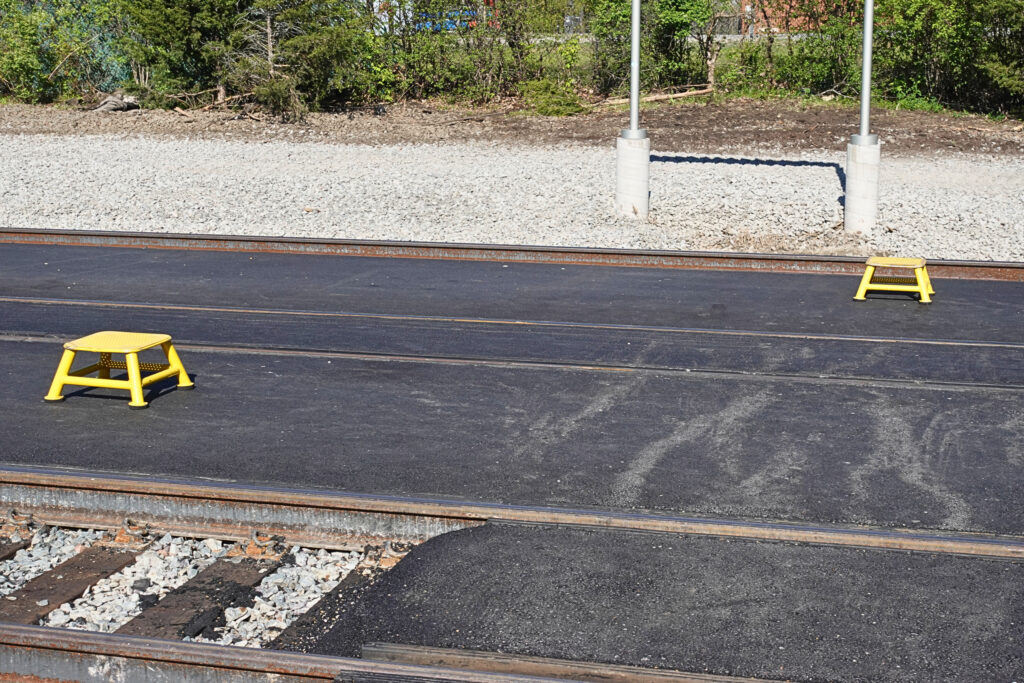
left=844, top=138, right=881, bottom=237
left=615, top=133, right=650, bottom=219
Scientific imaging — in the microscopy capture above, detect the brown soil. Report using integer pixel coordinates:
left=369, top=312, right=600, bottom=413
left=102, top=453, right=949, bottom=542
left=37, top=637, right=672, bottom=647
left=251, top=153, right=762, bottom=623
left=2, top=99, right=1022, bottom=156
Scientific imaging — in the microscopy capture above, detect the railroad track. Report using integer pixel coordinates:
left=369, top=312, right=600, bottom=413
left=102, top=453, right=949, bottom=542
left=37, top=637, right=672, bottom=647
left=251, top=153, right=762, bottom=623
left=2, top=467, right=1023, bottom=682
left=2, top=227, right=1023, bottom=280
left=2, top=228, right=1021, bottom=681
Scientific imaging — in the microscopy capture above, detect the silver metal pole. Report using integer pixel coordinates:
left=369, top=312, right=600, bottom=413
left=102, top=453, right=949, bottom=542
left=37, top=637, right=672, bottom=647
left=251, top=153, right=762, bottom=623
left=629, top=0, right=641, bottom=131
left=615, top=0, right=649, bottom=219
left=845, top=0, right=880, bottom=236
left=858, top=0, right=874, bottom=138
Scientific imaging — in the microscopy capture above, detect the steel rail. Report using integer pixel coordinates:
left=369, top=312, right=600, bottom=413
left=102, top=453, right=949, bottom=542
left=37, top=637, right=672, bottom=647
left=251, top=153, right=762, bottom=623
left=2, top=466, right=1023, bottom=559
left=362, top=643, right=767, bottom=682
left=2, top=227, right=1022, bottom=280
left=8, top=333, right=1023, bottom=394
left=0, top=623, right=573, bottom=683
left=5, top=295, right=1023, bottom=350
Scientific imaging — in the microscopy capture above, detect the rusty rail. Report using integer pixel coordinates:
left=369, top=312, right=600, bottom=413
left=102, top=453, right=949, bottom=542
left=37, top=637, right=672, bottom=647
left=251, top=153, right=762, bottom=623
left=0, top=623, right=568, bottom=682
left=2, top=227, right=1022, bottom=280
left=2, top=466, right=1023, bottom=559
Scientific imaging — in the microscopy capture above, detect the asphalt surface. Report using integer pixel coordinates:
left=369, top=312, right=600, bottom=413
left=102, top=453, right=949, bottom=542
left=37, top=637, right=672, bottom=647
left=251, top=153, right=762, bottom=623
left=1, top=244, right=1020, bottom=343
left=309, top=522, right=1024, bottom=681
left=2, top=241, right=1023, bottom=681
left=4, top=339, right=1024, bottom=533
left=1, top=243, right=1022, bottom=534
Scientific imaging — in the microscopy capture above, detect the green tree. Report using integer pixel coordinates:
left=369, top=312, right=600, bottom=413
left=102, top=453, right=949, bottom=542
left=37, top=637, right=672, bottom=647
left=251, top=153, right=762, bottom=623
left=591, top=0, right=726, bottom=94
left=876, top=0, right=982, bottom=106
left=217, top=0, right=368, bottom=116
left=118, top=0, right=249, bottom=97
left=977, top=0, right=1024, bottom=109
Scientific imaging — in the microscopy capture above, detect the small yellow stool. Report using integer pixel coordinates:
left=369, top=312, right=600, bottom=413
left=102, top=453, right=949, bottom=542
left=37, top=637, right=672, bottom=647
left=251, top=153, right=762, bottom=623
left=44, top=331, right=193, bottom=409
left=854, top=256, right=935, bottom=304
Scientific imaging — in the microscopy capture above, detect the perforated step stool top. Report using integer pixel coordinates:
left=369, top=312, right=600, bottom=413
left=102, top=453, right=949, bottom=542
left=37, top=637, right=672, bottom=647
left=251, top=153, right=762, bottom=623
left=64, top=331, right=172, bottom=354
left=865, top=256, right=927, bottom=269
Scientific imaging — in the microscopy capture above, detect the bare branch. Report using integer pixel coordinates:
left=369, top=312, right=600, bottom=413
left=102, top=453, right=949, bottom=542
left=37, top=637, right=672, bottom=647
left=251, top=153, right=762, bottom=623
left=602, top=86, right=714, bottom=106
left=47, top=49, right=82, bottom=82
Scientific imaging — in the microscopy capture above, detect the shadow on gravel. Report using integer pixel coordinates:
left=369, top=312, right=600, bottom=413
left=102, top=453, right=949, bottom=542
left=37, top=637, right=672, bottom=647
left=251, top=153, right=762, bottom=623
left=651, top=154, right=847, bottom=195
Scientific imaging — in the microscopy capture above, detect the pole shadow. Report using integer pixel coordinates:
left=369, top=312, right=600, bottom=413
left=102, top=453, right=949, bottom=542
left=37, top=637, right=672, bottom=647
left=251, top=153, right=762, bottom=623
left=650, top=154, right=846, bottom=207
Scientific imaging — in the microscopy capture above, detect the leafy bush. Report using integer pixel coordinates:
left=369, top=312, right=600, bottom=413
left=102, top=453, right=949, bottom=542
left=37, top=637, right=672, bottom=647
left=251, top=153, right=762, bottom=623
left=757, top=0, right=1023, bottom=113
left=0, top=0, right=128, bottom=102
left=118, top=0, right=243, bottom=96
left=521, top=77, right=585, bottom=115
left=591, top=0, right=727, bottom=95
left=0, top=0, right=1020, bottom=115
left=973, top=0, right=1024, bottom=111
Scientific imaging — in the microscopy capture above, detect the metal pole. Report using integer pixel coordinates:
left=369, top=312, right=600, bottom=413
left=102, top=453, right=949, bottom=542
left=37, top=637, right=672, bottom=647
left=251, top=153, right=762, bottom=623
left=858, top=0, right=874, bottom=138
left=615, top=0, right=649, bottom=219
left=845, top=0, right=880, bottom=236
left=629, top=0, right=641, bottom=131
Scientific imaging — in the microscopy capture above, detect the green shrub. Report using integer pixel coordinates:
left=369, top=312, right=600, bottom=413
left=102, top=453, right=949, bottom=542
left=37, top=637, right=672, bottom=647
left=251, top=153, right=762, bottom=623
left=253, top=74, right=306, bottom=120
left=521, top=78, right=585, bottom=115
left=0, top=0, right=127, bottom=102
left=0, top=0, right=1019, bottom=115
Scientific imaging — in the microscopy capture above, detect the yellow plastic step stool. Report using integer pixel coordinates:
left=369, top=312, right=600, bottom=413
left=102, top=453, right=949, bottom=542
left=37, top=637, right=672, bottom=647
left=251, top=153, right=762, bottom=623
left=44, top=331, right=193, bottom=409
left=854, top=256, right=935, bottom=304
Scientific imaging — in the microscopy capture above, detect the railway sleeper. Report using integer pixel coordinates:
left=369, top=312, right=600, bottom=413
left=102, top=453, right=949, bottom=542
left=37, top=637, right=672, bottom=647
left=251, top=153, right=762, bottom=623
left=0, top=509, right=35, bottom=561
left=0, top=537, right=30, bottom=563
left=0, top=524, right=149, bottom=625
left=0, top=522, right=413, bottom=649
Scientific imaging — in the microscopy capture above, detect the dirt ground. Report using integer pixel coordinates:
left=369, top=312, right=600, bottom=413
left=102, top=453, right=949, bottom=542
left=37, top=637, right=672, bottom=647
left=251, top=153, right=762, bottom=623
left=2, top=99, right=1022, bottom=156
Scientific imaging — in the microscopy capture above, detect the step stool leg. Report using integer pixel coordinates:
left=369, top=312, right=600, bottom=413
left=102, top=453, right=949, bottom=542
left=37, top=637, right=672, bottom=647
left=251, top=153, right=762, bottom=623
left=162, top=341, right=194, bottom=389
left=44, top=349, right=77, bottom=402
left=98, top=352, right=112, bottom=379
left=921, top=266, right=935, bottom=295
left=853, top=266, right=875, bottom=300
left=915, top=267, right=932, bottom=304
left=125, top=353, right=148, bottom=409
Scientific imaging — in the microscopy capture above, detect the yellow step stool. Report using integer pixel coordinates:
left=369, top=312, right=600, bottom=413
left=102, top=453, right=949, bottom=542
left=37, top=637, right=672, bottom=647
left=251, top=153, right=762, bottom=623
left=854, top=256, right=935, bottom=304
left=44, top=331, right=193, bottom=409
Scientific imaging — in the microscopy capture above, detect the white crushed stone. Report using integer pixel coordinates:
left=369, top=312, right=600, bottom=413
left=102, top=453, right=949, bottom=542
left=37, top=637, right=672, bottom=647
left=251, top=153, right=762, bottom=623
left=42, top=534, right=224, bottom=632
left=0, top=134, right=1020, bottom=260
left=188, top=547, right=361, bottom=648
left=0, top=527, right=104, bottom=597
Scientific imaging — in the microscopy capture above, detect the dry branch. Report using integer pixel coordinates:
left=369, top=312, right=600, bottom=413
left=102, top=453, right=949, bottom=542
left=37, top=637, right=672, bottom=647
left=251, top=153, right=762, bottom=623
left=601, top=86, right=713, bottom=106
left=47, top=49, right=82, bottom=82
left=198, top=93, right=254, bottom=111
left=173, top=88, right=220, bottom=98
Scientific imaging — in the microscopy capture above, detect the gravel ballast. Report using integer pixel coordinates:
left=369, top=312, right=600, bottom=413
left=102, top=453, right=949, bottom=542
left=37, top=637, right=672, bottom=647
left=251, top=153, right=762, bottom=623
left=42, top=534, right=224, bottom=633
left=13, top=526, right=378, bottom=647
left=190, top=547, right=362, bottom=648
left=1, top=133, right=1021, bottom=260
left=0, top=527, right=104, bottom=597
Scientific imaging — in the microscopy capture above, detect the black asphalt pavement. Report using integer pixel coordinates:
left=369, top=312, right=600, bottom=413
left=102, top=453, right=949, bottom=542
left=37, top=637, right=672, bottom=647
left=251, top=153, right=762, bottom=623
left=2, top=328, right=1022, bottom=535
left=309, top=522, right=1024, bottom=682
left=2, top=241, right=1023, bottom=681
left=1, top=243, right=1021, bottom=342
left=3, top=298, right=1023, bottom=386
left=1, top=244, right=1022, bottom=535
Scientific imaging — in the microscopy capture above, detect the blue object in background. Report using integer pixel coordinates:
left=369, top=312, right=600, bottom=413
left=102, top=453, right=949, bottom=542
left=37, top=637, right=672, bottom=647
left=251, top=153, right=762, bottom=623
left=415, top=9, right=477, bottom=31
